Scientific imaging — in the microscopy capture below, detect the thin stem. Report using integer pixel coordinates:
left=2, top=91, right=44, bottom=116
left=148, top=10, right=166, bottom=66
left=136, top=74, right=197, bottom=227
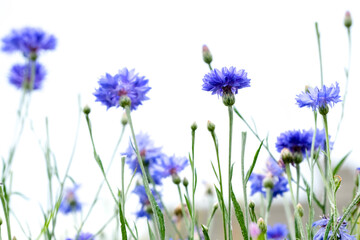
left=296, top=164, right=300, bottom=204
left=315, top=22, right=324, bottom=87
left=190, top=128, right=196, bottom=240
left=240, top=132, right=249, bottom=236
left=227, top=106, right=234, bottom=240
left=209, top=130, right=227, bottom=240
left=264, top=188, right=272, bottom=225
left=0, top=187, right=11, bottom=240
left=308, top=111, right=317, bottom=239
left=177, top=185, right=190, bottom=232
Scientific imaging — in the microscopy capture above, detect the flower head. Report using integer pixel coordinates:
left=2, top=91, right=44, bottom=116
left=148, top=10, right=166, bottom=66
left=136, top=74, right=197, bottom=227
left=59, top=185, right=82, bottom=214
left=153, top=155, right=188, bottom=179
left=267, top=224, right=288, bottom=240
left=2, top=27, right=56, bottom=58
left=133, top=185, right=162, bottom=219
left=94, top=68, right=151, bottom=111
left=66, top=232, right=94, bottom=240
left=313, top=216, right=355, bottom=240
left=296, top=83, right=341, bottom=114
left=249, top=158, right=288, bottom=198
left=249, top=222, right=261, bottom=238
left=202, top=67, right=250, bottom=105
left=9, top=63, right=46, bottom=90
left=125, top=133, right=166, bottom=185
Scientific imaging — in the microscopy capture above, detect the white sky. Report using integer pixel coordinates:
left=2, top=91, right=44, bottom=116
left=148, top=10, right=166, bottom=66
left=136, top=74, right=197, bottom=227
left=0, top=0, right=359, bottom=239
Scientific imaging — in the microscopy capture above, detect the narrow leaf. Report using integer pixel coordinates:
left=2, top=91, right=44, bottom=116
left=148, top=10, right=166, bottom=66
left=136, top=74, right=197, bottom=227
left=147, top=221, right=156, bottom=240
left=230, top=186, right=248, bottom=240
left=202, top=225, right=211, bottom=240
left=245, top=140, right=264, bottom=183
left=333, top=151, right=351, bottom=176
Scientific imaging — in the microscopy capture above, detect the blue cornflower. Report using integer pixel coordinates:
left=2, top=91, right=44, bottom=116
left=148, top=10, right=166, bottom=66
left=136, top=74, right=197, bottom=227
left=153, top=155, right=188, bottom=179
left=313, top=216, right=355, bottom=240
left=94, top=68, right=151, bottom=111
left=276, top=129, right=332, bottom=163
left=2, top=27, right=56, bottom=58
left=59, top=185, right=82, bottom=214
left=249, top=158, right=288, bottom=198
left=296, top=83, right=341, bottom=114
left=267, top=224, right=288, bottom=240
left=9, top=63, right=46, bottom=90
left=124, top=133, right=166, bottom=185
left=66, top=232, right=94, bottom=240
left=133, top=185, right=162, bottom=219
left=202, top=67, right=250, bottom=106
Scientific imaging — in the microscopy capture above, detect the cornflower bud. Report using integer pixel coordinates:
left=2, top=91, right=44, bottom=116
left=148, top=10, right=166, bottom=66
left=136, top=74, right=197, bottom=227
left=202, top=45, right=213, bottom=65
left=119, top=96, right=131, bottom=108
left=296, top=203, right=304, bottom=217
left=293, top=151, right=303, bottom=164
left=172, top=174, right=181, bottom=185
left=83, top=105, right=91, bottom=115
left=191, top=122, right=198, bottom=131
left=182, top=177, right=189, bottom=187
left=257, top=218, right=267, bottom=233
left=344, top=11, right=352, bottom=28
left=263, top=176, right=274, bottom=189
left=207, top=120, right=215, bottom=132
left=222, top=92, right=235, bottom=106
left=280, top=148, right=293, bottom=164
left=121, top=112, right=128, bottom=125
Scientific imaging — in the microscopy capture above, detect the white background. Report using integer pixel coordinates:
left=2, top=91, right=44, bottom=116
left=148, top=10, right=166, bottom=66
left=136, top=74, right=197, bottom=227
left=0, top=0, right=359, bottom=239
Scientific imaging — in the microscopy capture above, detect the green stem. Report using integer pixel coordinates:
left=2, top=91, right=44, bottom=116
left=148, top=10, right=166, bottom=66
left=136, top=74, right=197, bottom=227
left=264, top=188, right=272, bottom=225
left=240, top=132, right=249, bottom=236
left=315, top=22, right=324, bottom=87
left=227, top=106, right=234, bottom=240
left=209, top=130, right=227, bottom=240
left=177, top=185, right=190, bottom=232
left=0, top=187, right=11, bottom=240
left=296, top=164, right=300, bottom=204
left=190, top=128, right=196, bottom=240
left=308, top=111, right=317, bottom=239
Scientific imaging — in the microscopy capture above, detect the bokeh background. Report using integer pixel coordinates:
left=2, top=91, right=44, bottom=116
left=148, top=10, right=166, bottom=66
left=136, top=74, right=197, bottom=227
left=0, top=0, right=359, bottom=239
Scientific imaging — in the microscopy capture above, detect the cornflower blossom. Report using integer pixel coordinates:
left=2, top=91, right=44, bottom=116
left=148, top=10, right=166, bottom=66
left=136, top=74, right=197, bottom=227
left=249, top=159, right=288, bottom=198
left=313, top=216, right=355, bottom=240
left=133, top=185, right=162, bottom=219
left=202, top=66, right=250, bottom=95
left=153, top=155, right=188, bottom=179
left=66, top=233, right=94, bottom=240
left=249, top=222, right=261, bottom=238
left=124, top=133, right=166, bottom=185
left=296, top=83, right=341, bottom=114
left=267, top=224, right=288, bottom=240
left=276, top=129, right=330, bottom=159
left=59, top=185, right=82, bottom=214
left=2, top=27, right=56, bottom=58
left=94, top=68, right=151, bottom=110
left=9, top=63, right=46, bottom=90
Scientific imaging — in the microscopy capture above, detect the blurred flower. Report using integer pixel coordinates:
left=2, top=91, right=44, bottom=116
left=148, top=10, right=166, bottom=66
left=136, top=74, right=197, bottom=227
left=153, top=155, right=188, bottom=179
left=202, top=45, right=213, bottom=64
left=295, top=83, right=341, bottom=114
left=125, top=133, right=166, bottom=185
left=276, top=129, right=331, bottom=161
left=133, top=185, right=162, bottom=219
left=313, top=216, right=355, bottom=240
left=9, top=63, right=46, bottom=90
left=249, top=158, right=288, bottom=198
left=344, top=11, right=352, bottom=28
left=94, top=68, right=151, bottom=110
left=249, top=222, right=261, bottom=238
left=267, top=224, right=288, bottom=240
left=66, top=232, right=94, bottom=240
left=202, top=66, right=250, bottom=96
left=59, top=185, right=82, bottom=214
left=2, top=27, right=56, bottom=58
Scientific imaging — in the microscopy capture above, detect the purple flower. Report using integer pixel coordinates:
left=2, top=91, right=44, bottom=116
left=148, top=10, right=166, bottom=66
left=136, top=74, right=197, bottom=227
left=59, top=185, right=82, bottom=214
left=276, top=129, right=331, bottom=158
left=296, top=83, right=341, bottom=113
left=2, top=27, right=56, bottom=57
left=153, top=155, right=188, bottom=179
left=133, top=185, right=162, bottom=219
left=249, top=222, right=261, bottom=238
left=313, top=216, right=355, bottom=240
left=8, top=63, right=46, bottom=90
left=66, top=232, right=94, bottom=240
left=202, top=66, right=250, bottom=96
left=94, top=68, right=151, bottom=111
left=249, top=159, right=288, bottom=198
left=124, top=133, right=166, bottom=185
left=267, top=224, right=288, bottom=240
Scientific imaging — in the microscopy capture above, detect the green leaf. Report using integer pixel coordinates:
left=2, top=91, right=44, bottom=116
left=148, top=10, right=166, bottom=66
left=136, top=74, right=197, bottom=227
left=245, top=140, right=264, bottom=183
left=214, top=185, right=228, bottom=220
left=118, top=201, right=127, bottom=240
left=201, top=225, right=211, bottom=240
left=324, top=215, right=334, bottom=240
left=210, top=161, right=219, bottom=183
left=185, top=195, right=192, bottom=217
left=333, top=151, right=351, bottom=176
left=147, top=221, right=156, bottom=240
left=230, top=186, right=248, bottom=240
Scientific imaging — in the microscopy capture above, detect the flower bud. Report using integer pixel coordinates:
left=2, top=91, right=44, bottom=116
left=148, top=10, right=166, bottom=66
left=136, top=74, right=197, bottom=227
left=182, top=177, right=189, bottom=187
left=319, top=105, right=329, bottom=116
left=174, top=204, right=183, bottom=218
left=280, top=148, right=293, bottom=164
left=334, top=175, right=342, bottom=193
left=293, top=151, right=303, bottom=164
left=207, top=120, right=215, bottom=132
left=83, top=105, right=91, bottom=115
left=172, top=174, right=181, bottom=185
left=249, top=200, right=255, bottom=210
left=263, top=176, right=274, bottom=189
left=145, top=204, right=153, bottom=215
left=249, top=222, right=261, bottom=238
left=296, top=203, right=304, bottom=217
left=202, top=45, right=213, bottom=65
left=191, top=122, right=198, bottom=131
left=119, top=96, right=131, bottom=108
left=344, top=11, right=352, bottom=28
left=222, top=92, right=235, bottom=106
left=257, top=218, right=267, bottom=233
left=121, top=112, right=128, bottom=125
